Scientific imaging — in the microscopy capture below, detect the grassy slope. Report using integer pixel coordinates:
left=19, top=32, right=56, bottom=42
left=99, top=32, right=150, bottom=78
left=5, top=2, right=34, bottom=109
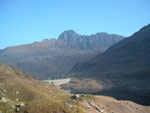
left=0, top=62, right=83, bottom=113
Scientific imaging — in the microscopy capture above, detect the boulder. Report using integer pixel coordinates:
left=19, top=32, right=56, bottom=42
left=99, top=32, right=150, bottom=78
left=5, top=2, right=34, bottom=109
left=16, top=98, right=19, bottom=101
left=0, top=97, right=7, bottom=103
left=71, top=94, right=80, bottom=99
left=16, top=103, right=25, bottom=108
left=15, top=91, right=19, bottom=94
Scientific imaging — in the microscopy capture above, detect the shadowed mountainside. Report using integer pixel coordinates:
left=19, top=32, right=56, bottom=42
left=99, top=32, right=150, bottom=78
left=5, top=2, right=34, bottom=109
left=70, top=24, right=150, bottom=105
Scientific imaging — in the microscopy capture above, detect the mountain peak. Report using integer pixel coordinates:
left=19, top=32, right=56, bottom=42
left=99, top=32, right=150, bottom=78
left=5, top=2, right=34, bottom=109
left=131, top=24, right=150, bottom=38
left=64, top=30, right=77, bottom=34
left=43, top=39, right=50, bottom=42
left=58, top=30, right=79, bottom=40
left=139, top=24, right=150, bottom=33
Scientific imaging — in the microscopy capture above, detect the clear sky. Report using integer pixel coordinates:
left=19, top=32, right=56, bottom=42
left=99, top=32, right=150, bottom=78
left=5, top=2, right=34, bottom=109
left=0, top=0, right=150, bottom=49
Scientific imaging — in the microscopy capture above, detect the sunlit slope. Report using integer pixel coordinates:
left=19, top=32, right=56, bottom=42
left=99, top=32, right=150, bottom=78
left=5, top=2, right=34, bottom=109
left=0, top=62, right=82, bottom=113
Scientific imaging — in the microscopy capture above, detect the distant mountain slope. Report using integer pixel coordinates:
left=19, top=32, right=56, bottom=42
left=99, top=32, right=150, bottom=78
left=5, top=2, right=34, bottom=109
left=0, top=30, right=124, bottom=79
left=70, top=24, right=150, bottom=105
left=71, top=25, right=150, bottom=73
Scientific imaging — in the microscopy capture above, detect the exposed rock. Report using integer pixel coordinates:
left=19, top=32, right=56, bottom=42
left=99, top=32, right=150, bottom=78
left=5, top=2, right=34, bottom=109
left=71, top=94, right=80, bottom=99
left=16, top=103, right=25, bottom=107
left=16, top=98, right=19, bottom=101
left=0, top=97, right=7, bottom=103
left=16, top=108, right=20, bottom=112
left=15, top=91, right=19, bottom=94
left=10, top=104, right=15, bottom=109
left=49, top=90, right=52, bottom=93
left=1, top=89, right=6, bottom=93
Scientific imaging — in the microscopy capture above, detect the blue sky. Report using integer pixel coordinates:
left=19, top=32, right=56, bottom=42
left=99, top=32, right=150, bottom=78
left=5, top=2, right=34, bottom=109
left=0, top=0, right=150, bottom=49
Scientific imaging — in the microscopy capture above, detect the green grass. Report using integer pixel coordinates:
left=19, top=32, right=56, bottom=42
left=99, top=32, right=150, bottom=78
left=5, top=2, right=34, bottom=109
left=0, top=103, right=15, bottom=113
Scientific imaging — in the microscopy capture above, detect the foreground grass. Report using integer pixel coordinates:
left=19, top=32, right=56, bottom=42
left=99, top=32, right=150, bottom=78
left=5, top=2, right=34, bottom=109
left=0, top=62, right=83, bottom=113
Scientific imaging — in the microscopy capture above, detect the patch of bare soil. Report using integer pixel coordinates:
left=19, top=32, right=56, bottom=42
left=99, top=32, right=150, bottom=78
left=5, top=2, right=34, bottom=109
left=83, top=96, right=150, bottom=113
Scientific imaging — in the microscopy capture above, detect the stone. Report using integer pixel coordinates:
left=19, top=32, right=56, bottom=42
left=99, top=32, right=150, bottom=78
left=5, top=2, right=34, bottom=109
left=49, top=90, right=52, bottom=93
left=11, top=104, right=15, bottom=109
left=16, top=103, right=25, bottom=107
left=16, top=108, right=20, bottom=112
left=68, top=105, right=73, bottom=108
left=0, top=97, right=7, bottom=103
left=2, top=89, right=6, bottom=93
left=16, top=98, right=19, bottom=101
left=16, top=91, right=19, bottom=94
left=71, top=94, right=80, bottom=99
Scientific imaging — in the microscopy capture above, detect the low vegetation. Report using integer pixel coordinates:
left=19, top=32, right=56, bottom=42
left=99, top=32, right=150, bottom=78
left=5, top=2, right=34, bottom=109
left=0, top=62, right=83, bottom=113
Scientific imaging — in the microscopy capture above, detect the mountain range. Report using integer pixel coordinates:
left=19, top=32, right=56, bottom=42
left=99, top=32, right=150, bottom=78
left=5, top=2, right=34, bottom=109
left=0, top=30, right=124, bottom=79
left=0, top=24, right=150, bottom=112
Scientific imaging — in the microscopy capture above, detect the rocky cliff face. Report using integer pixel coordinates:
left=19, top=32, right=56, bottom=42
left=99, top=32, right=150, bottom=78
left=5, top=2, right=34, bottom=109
left=0, top=30, right=124, bottom=79
left=56, top=30, right=123, bottom=51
